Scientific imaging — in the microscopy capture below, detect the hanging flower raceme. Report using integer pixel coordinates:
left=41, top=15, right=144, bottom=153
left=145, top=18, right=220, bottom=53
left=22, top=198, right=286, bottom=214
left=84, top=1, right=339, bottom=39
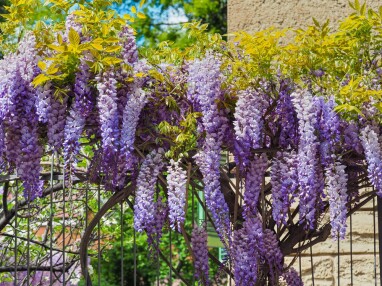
left=343, top=121, right=363, bottom=154
left=120, top=85, right=147, bottom=168
left=18, top=122, right=43, bottom=200
left=263, top=229, right=283, bottom=282
left=166, top=159, right=187, bottom=230
left=276, top=80, right=298, bottom=149
left=0, top=33, right=43, bottom=199
left=191, top=224, right=210, bottom=285
left=47, top=95, right=68, bottom=151
left=232, top=217, right=263, bottom=285
left=326, top=161, right=348, bottom=239
left=291, top=89, right=324, bottom=229
left=234, top=88, right=268, bottom=166
left=63, top=106, right=86, bottom=164
left=119, top=26, right=138, bottom=66
left=271, top=151, right=299, bottom=226
left=35, top=82, right=52, bottom=123
left=146, top=196, right=168, bottom=253
left=317, top=97, right=341, bottom=167
left=188, top=51, right=231, bottom=245
left=134, top=148, right=165, bottom=232
left=243, top=154, right=268, bottom=219
left=74, top=62, right=94, bottom=118
left=96, top=69, right=119, bottom=154
left=360, top=125, right=382, bottom=195
left=282, top=267, right=304, bottom=286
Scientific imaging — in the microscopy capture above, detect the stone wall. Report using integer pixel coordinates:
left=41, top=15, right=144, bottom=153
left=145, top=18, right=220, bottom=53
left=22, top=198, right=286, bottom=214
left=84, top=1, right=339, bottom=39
left=284, top=198, right=380, bottom=285
left=227, top=1, right=381, bottom=284
left=228, top=0, right=381, bottom=34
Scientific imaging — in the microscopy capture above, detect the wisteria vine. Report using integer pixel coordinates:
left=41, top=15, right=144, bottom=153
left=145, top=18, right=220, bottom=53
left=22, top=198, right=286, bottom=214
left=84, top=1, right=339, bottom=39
left=0, top=6, right=381, bottom=285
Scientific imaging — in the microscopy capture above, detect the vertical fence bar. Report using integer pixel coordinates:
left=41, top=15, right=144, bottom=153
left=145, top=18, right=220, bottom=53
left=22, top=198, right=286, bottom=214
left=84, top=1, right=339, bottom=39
left=98, top=183, right=101, bottom=285
left=378, top=196, right=382, bottom=286
left=310, top=245, right=315, bottom=286
left=121, top=201, right=124, bottom=286
left=191, top=187, right=195, bottom=286
left=27, top=187, right=30, bottom=286
left=50, top=154, right=54, bottom=285
left=298, top=242, right=302, bottom=277
left=337, top=235, right=340, bottom=286
left=133, top=227, right=137, bottom=286
left=14, top=181, right=18, bottom=286
left=374, top=196, right=377, bottom=286
left=85, top=180, right=89, bottom=286
left=350, top=211, right=353, bottom=285
left=169, top=228, right=172, bottom=285
left=62, top=168, right=66, bottom=285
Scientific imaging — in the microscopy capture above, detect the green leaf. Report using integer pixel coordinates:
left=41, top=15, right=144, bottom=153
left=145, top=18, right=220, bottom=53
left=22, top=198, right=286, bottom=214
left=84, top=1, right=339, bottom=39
left=103, top=57, right=122, bottom=65
left=104, top=45, right=122, bottom=53
left=68, top=28, right=80, bottom=46
left=37, top=61, right=47, bottom=71
left=32, top=74, right=50, bottom=87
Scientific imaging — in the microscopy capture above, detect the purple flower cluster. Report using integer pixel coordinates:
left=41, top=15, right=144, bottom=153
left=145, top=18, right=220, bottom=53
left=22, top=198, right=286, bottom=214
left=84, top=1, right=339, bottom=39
left=243, top=154, right=268, bottom=219
left=96, top=69, right=119, bottom=161
left=263, top=229, right=283, bottom=282
left=74, top=62, right=93, bottom=117
left=119, top=26, right=138, bottom=65
left=188, top=52, right=231, bottom=244
left=343, top=121, right=363, bottom=154
left=166, top=159, right=187, bottom=230
left=271, top=151, right=299, bottom=226
left=191, top=224, right=209, bottom=285
left=120, top=86, right=147, bottom=168
left=47, top=95, right=67, bottom=151
left=291, top=89, right=324, bottom=229
left=187, top=51, right=228, bottom=137
left=231, top=217, right=263, bottom=285
left=35, top=83, right=52, bottom=123
left=63, top=106, right=85, bottom=163
left=360, top=125, right=382, bottom=195
left=18, top=123, right=43, bottom=200
left=234, top=88, right=267, bottom=165
left=282, top=267, right=304, bottom=286
left=64, top=13, right=83, bottom=40
left=317, top=97, right=341, bottom=167
left=147, top=196, right=168, bottom=252
left=134, top=148, right=165, bottom=232
left=326, top=161, right=348, bottom=239
left=0, top=33, right=44, bottom=199
left=276, top=81, right=298, bottom=149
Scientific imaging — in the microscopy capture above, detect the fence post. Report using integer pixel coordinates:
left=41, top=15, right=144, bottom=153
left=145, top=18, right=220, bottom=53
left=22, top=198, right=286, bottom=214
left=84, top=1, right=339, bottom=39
left=377, top=196, right=382, bottom=286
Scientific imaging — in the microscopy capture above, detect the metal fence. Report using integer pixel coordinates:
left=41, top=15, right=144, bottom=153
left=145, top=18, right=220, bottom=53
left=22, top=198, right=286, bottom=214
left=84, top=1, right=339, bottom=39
left=0, top=155, right=381, bottom=285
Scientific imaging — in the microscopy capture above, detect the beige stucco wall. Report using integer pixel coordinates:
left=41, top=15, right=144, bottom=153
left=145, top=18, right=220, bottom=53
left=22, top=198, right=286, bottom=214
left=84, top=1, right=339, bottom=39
left=228, top=1, right=382, bottom=285
left=284, top=199, right=380, bottom=285
left=228, top=0, right=382, bottom=33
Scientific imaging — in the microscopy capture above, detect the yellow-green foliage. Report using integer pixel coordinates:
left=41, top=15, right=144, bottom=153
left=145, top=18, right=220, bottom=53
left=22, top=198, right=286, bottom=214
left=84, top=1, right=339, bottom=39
left=1, top=0, right=381, bottom=121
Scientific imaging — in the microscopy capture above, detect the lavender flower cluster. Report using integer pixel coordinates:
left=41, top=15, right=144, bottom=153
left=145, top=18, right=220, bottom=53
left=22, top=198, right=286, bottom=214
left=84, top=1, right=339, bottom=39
left=166, top=159, right=187, bottom=230
left=191, top=224, right=210, bottom=285
left=243, top=154, right=268, bottom=219
left=326, top=161, right=348, bottom=239
left=271, top=151, right=299, bottom=226
left=134, top=149, right=165, bottom=232
left=231, top=217, right=263, bottom=285
left=360, top=125, right=382, bottom=195
left=282, top=267, right=304, bottom=286
left=291, top=90, right=324, bottom=229
left=188, top=52, right=231, bottom=244
left=234, top=88, right=268, bottom=166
